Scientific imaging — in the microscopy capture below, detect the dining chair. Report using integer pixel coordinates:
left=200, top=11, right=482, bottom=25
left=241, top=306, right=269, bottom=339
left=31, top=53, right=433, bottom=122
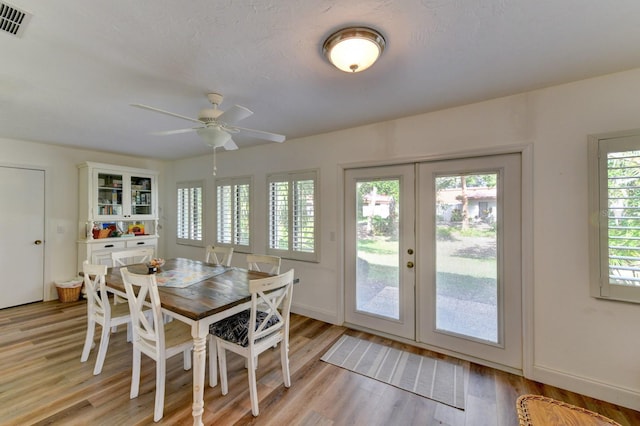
left=110, top=248, right=155, bottom=304
left=80, top=261, right=134, bottom=375
left=208, top=268, right=294, bottom=416
left=205, top=245, right=234, bottom=266
left=246, top=254, right=281, bottom=275
left=120, top=267, right=194, bottom=422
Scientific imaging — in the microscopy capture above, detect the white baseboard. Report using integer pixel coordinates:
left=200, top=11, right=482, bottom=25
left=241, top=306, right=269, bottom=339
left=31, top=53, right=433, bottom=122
left=291, top=302, right=339, bottom=325
left=530, top=364, right=640, bottom=411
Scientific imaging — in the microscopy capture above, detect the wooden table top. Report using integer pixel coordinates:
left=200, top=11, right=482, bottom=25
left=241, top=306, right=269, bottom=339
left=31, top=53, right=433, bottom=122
left=105, top=257, right=272, bottom=321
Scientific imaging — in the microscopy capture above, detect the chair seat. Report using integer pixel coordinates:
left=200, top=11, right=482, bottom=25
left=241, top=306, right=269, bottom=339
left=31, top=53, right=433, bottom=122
left=210, top=309, right=280, bottom=347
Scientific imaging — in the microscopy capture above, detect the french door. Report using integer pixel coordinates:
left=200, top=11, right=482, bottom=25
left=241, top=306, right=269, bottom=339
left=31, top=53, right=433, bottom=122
left=345, top=154, right=522, bottom=370
left=344, top=165, right=415, bottom=339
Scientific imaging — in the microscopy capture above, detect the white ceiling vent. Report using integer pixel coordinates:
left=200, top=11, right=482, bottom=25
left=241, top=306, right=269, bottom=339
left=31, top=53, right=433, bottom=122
left=0, top=2, right=31, bottom=38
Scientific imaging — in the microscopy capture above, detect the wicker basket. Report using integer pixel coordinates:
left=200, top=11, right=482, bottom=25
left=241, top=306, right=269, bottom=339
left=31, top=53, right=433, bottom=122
left=55, top=279, right=83, bottom=302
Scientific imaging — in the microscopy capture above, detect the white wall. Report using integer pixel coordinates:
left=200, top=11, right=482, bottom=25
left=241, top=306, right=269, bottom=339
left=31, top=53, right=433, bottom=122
left=163, top=68, right=640, bottom=410
left=0, top=140, right=167, bottom=300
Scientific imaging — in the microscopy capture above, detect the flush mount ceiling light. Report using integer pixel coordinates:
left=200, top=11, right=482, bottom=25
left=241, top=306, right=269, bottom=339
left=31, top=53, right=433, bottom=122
left=323, top=27, right=386, bottom=73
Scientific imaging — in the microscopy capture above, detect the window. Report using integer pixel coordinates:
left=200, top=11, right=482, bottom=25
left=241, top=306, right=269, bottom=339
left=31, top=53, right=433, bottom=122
left=267, top=170, right=318, bottom=262
left=215, top=177, right=251, bottom=252
left=589, top=131, right=640, bottom=303
left=177, top=181, right=203, bottom=246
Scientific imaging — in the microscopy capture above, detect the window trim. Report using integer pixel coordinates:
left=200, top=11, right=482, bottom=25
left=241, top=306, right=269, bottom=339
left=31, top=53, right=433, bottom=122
left=267, top=169, right=319, bottom=262
left=214, top=176, right=252, bottom=253
left=588, top=129, right=640, bottom=303
left=176, top=180, right=204, bottom=247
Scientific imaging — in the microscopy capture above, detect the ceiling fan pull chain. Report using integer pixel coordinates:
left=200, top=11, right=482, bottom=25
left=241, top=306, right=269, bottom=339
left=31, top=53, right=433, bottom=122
left=212, top=146, right=217, bottom=176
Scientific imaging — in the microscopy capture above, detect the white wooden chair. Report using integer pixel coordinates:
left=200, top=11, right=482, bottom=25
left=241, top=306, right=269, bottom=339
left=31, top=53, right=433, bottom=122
left=205, top=245, right=234, bottom=266
left=246, top=254, right=281, bottom=275
left=80, top=261, right=134, bottom=375
left=208, top=269, right=294, bottom=416
left=120, top=267, right=193, bottom=422
left=110, top=248, right=155, bottom=304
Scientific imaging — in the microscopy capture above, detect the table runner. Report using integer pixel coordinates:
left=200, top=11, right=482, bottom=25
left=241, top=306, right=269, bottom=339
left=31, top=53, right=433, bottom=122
left=155, top=265, right=226, bottom=288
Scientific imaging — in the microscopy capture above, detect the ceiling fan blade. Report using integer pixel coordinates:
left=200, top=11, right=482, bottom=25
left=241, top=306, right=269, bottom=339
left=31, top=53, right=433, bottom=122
left=131, top=104, right=203, bottom=124
left=223, top=139, right=239, bottom=150
left=151, top=127, right=200, bottom=136
left=233, top=126, right=286, bottom=143
left=218, top=105, right=253, bottom=124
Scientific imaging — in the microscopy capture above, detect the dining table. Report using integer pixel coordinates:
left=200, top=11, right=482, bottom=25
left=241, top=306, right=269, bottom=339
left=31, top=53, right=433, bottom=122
left=104, top=257, right=273, bottom=426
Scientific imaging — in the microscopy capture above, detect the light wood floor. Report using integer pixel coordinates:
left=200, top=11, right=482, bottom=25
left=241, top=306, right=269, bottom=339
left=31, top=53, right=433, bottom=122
left=1, top=300, right=638, bottom=425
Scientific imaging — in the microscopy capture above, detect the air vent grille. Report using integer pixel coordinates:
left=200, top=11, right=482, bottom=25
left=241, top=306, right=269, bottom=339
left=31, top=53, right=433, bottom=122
left=0, top=2, right=30, bottom=38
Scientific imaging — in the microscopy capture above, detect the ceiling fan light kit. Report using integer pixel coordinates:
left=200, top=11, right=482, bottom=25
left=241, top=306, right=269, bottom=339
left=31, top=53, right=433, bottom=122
left=323, top=26, right=386, bottom=73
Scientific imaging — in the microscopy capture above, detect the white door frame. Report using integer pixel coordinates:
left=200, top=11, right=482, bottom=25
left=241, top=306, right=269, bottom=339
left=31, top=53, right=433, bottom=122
left=338, top=144, right=533, bottom=375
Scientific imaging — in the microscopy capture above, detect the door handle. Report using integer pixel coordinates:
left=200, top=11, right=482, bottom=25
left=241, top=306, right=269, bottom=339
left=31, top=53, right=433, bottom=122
left=406, top=261, right=414, bottom=268
left=34, top=240, right=42, bottom=245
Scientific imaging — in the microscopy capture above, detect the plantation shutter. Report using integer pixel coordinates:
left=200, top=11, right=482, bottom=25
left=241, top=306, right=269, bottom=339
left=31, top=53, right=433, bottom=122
left=177, top=182, right=203, bottom=244
left=269, top=177, right=289, bottom=251
left=267, top=171, right=318, bottom=261
left=215, top=177, right=251, bottom=250
left=590, top=133, right=640, bottom=302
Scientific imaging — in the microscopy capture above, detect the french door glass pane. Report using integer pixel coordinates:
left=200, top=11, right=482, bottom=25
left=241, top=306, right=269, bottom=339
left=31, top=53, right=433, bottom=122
left=355, top=179, right=400, bottom=319
left=435, top=173, right=498, bottom=343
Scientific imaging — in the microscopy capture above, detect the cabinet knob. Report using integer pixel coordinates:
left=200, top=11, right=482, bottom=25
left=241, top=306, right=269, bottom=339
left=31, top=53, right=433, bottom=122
left=34, top=240, right=43, bottom=245
left=406, top=261, right=414, bottom=268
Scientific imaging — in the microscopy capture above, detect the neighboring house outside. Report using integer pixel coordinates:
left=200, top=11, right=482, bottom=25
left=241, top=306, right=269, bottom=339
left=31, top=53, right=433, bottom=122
left=437, top=187, right=496, bottom=224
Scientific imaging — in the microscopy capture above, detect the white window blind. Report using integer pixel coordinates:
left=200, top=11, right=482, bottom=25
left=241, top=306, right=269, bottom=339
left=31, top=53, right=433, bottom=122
left=215, top=177, right=251, bottom=251
left=177, top=181, right=203, bottom=245
left=267, top=170, right=318, bottom=262
left=589, top=132, right=640, bottom=303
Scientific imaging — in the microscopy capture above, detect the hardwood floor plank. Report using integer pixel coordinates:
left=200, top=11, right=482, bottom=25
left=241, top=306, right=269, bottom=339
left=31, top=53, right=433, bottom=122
left=0, top=300, right=638, bottom=425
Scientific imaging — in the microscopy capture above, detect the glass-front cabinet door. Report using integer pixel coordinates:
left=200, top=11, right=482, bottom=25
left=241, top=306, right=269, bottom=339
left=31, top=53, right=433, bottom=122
left=96, top=172, right=123, bottom=217
left=130, top=175, right=153, bottom=216
left=93, top=170, right=156, bottom=220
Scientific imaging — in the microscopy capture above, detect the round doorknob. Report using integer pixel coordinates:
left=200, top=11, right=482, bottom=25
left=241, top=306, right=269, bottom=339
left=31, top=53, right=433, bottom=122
left=34, top=240, right=42, bottom=245
left=406, top=261, right=414, bottom=268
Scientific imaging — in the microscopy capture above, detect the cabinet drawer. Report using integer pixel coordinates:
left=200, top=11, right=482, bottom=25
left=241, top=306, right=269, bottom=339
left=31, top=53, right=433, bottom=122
left=126, top=239, right=156, bottom=248
left=92, top=241, right=126, bottom=250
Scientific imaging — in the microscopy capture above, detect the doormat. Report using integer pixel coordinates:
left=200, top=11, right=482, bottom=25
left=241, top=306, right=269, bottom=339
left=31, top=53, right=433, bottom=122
left=321, top=335, right=466, bottom=410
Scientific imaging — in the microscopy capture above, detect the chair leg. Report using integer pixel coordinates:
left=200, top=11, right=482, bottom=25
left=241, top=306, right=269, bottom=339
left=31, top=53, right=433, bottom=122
left=208, top=335, right=217, bottom=387
left=218, top=341, right=228, bottom=395
left=154, top=357, right=166, bottom=422
left=247, top=352, right=259, bottom=416
left=80, top=318, right=96, bottom=362
left=126, top=322, right=132, bottom=343
left=130, top=347, right=141, bottom=399
left=281, top=339, right=291, bottom=388
left=183, top=348, right=192, bottom=370
left=93, top=323, right=111, bottom=375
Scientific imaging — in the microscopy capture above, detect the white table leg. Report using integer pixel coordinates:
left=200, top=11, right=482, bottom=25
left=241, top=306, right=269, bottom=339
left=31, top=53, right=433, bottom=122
left=191, top=322, right=208, bottom=426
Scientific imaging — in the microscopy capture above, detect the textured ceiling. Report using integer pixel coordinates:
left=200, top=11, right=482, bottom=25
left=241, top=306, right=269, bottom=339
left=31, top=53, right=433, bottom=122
left=2, top=0, right=640, bottom=159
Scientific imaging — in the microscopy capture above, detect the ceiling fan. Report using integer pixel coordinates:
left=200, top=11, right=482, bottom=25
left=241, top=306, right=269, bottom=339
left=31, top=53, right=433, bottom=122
left=131, top=92, right=286, bottom=151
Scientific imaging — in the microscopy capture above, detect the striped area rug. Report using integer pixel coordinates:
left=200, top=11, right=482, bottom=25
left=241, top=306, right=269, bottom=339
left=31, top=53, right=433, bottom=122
left=321, top=335, right=466, bottom=409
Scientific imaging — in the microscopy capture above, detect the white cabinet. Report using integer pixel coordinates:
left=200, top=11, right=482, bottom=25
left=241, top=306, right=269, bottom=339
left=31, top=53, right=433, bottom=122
left=77, top=162, right=160, bottom=273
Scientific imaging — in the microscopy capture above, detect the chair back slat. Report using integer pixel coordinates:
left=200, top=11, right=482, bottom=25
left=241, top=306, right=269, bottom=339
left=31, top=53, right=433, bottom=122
left=120, top=268, right=165, bottom=357
left=246, top=254, right=281, bottom=275
left=111, top=248, right=155, bottom=267
left=82, top=261, right=109, bottom=319
left=248, top=269, right=294, bottom=344
left=205, top=245, right=234, bottom=266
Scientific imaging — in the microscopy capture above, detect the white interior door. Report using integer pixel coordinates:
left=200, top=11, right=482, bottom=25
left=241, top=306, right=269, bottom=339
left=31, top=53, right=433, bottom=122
left=0, top=166, right=45, bottom=309
left=344, top=165, right=415, bottom=339
left=417, top=154, right=522, bottom=369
